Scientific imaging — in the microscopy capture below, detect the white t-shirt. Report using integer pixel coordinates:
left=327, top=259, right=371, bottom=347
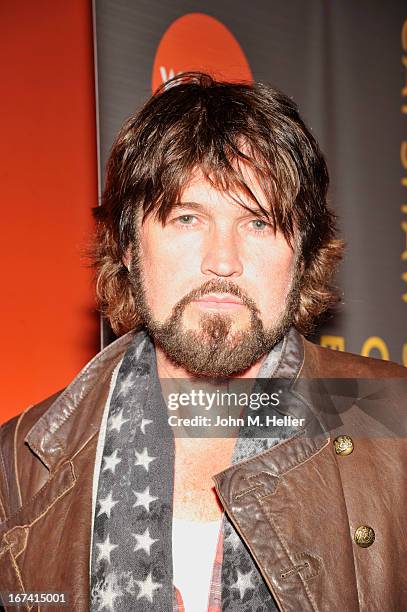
left=172, top=516, right=222, bottom=611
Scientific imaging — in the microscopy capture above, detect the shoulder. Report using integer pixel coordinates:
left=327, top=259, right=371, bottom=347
left=0, top=326, right=138, bottom=450
left=301, top=337, right=407, bottom=378
left=0, top=329, right=137, bottom=521
left=0, top=388, right=65, bottom=458
left=1, top=389, right=65, bottom=439
left=299, top=336, right=407, bottom=441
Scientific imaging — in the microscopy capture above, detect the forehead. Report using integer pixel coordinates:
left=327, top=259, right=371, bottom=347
left=177, top=166, right=269, bottom=213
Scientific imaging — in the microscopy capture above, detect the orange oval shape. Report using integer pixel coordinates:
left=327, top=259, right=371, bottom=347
left=152, top=13, right=253, bottom=92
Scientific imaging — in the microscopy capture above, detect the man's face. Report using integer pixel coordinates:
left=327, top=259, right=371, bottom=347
left=128, top=169, right=301, bottom=377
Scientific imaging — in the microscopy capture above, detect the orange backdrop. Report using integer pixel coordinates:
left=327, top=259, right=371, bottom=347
left=0, top=1, right=99, bottom=424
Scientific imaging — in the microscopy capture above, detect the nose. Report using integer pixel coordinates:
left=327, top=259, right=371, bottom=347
left=200, top=226, right=243, bottom=278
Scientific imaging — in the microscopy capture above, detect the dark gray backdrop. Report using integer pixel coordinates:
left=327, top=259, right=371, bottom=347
left=94, top=0, right=407, bottom=365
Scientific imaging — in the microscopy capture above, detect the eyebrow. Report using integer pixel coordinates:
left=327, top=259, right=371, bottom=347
left=173, top=201, right=209, bottom=212
left=173, top=200, right=266, bottom=216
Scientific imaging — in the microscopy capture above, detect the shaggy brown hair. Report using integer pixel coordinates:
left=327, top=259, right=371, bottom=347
left=92, top=72, right=344, bottom=336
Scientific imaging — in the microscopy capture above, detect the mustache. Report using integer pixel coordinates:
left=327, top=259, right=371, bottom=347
left=175, top=279, right=260, bottom=314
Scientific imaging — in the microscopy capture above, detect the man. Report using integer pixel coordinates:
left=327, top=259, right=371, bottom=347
left=0, top=72, right=406, bottom=612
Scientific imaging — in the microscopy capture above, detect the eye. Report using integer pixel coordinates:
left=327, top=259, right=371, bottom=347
left=170, top=214, right=200, bottom=229
left=177, top=215, right=196, bottom=224
left=249, top=218, right=271, bottom=232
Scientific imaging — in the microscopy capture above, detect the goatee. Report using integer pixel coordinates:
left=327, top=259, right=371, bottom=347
left=129, top=249, right=300, bottom=377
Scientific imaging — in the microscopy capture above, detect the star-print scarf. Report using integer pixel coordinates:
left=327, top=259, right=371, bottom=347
left=90, top=329, right=300, bottom=611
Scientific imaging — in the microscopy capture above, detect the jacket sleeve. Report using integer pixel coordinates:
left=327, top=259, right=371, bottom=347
left=0, top=415, right=20, bottom=524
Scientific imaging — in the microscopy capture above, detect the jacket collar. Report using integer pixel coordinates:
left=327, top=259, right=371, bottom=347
left=25, top=330, right=136, bottom=472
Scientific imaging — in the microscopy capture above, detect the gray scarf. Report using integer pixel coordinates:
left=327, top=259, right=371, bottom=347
left=90, top=328, right=302, bottom=611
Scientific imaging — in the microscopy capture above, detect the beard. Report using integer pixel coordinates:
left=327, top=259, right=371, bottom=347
left=128, top=246, right=301, bottom=378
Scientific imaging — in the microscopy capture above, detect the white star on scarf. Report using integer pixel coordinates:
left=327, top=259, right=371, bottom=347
left=132, top=527, right=158, bottom=555
left=132, top=486, right=158, bottom=511
left=99, top=574, right=121, bottom=610
left=97, top=490, right=118, bottom=519
left=102, top=449, right=121, bottom=475
left=229, top=527, right=241, bottom=550
left=108, top=409, right=129, bottom=434
left=135, top=571, right=162, bottom=602
left=233, top=569, right=254, bottom=599
left=134, top=447, right=157, bottom=472
left=96, top=534, right=118, bottom=564
left=117, top=372, right=136, bottom=397
left=135, top=337, right=147, bottom=359
left=140, top=418, right=153, bottom=434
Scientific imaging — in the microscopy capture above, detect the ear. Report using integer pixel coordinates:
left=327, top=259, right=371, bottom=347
left=122, top=245, right=132, bottom=271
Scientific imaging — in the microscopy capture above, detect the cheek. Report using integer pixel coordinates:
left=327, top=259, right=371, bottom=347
left=141, top=225, right=194, bottom=271
left=140, top=237, right=171, bottom=311
left=139, top=227, right=200, bottom=316
left=250, top=249, right=296, bottom=317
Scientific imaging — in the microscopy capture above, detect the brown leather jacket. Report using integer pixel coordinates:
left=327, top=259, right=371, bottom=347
left=0, top=330, right=406, bottom=611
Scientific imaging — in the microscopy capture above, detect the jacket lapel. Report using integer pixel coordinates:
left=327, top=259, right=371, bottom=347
left=24, top=331, right=135, bottom=473
left=213, top=421, right=360, bottom=611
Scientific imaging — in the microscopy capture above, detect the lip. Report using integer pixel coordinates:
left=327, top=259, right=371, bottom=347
left=192, top=294, right=244, bottom=309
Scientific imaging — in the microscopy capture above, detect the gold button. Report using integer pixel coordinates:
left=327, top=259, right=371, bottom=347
left=333, top=435, right=354, bottom=456
left=354, top=525, right=375, bottom=548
